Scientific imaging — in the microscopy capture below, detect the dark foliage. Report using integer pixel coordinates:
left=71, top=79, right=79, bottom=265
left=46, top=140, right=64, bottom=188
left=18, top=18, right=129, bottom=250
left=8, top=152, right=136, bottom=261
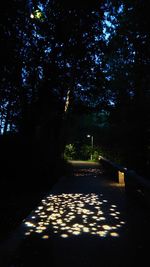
left=0, top=0, right=150, bottom=193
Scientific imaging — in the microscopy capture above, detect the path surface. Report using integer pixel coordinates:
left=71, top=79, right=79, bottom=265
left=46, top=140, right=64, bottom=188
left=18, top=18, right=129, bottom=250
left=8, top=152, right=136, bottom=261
left=0, top=161, right=150, bottom=266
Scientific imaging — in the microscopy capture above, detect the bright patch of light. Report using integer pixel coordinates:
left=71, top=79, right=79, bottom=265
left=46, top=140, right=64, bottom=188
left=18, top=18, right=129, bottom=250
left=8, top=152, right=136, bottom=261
left=64, top=90, right=70, bottom=112
left=24, top=193, right=125, bottom=239
left=30, top=9, right=45, bottom=21
left=105, top=20, right=112, bottom=27
left=102, top=3, right=124, bottom=44
left=61, top=234, right=69, bottom=238
left=30, top=13, right=34, bottom=19
left=118, top=4, right=124, bottom=14
left=110, top=232, right=119, bottom=237
left=37, top=3, right=44, bottom=12
left=34, top=10, right=43, bottom=19
left=44, top=47, right=52, bottom=54
left=66, top=63, right=71, bottom=68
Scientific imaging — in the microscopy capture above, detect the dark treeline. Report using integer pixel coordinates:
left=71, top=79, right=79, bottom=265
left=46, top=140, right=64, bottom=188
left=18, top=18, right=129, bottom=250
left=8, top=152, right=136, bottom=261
left=0, top=0, right=150, bottom=195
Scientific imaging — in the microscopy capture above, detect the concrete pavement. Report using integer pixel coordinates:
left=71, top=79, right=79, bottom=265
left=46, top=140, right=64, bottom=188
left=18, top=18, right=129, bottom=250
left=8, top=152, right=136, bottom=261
left=0, top=161, right=149, bottom=266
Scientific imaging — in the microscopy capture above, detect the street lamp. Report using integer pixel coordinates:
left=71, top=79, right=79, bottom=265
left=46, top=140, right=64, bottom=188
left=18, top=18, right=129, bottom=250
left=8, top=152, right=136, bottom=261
left=87, top=135, right=94, bottom=160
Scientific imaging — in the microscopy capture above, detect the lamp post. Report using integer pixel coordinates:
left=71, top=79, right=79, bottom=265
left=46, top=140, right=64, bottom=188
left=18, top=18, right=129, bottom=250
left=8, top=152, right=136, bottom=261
left=87, top=135, right=94, bottom=160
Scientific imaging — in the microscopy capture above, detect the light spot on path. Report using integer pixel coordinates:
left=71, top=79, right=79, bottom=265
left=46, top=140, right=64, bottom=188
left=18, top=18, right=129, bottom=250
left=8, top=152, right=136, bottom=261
left=24, top=193, right=125, bottom=239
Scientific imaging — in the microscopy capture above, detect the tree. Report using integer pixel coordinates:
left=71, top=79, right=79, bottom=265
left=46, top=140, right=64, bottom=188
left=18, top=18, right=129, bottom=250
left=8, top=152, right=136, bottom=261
left=102, top=0, right=150, bottom=175
left=1, top=0, right=149, bottom=179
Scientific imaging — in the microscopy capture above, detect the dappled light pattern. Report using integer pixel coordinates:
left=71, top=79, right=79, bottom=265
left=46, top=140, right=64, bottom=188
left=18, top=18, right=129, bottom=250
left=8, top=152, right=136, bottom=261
left=24, top=193, right=125, bottom=239
left=74, top=168, right=103, bottom=177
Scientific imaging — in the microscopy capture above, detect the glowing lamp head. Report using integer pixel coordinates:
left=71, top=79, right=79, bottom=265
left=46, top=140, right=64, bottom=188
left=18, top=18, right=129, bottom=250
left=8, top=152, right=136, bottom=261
left=30, top=13, right=34, bottom=19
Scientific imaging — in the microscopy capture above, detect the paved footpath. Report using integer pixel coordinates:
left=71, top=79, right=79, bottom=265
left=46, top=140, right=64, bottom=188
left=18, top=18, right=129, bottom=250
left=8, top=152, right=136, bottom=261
left=0, top=161, right=150, bottom=267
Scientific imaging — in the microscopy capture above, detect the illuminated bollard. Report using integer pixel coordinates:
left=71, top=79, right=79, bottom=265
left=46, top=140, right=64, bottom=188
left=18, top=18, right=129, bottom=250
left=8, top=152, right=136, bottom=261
left=118, top=171, right=125, bottom=185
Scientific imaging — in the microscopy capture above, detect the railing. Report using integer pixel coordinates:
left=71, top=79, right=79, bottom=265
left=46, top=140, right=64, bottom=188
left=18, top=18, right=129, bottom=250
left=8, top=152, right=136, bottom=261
left=99, top=156, right=126, bottom=184
left=99, top=156, right=150, bottom=205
